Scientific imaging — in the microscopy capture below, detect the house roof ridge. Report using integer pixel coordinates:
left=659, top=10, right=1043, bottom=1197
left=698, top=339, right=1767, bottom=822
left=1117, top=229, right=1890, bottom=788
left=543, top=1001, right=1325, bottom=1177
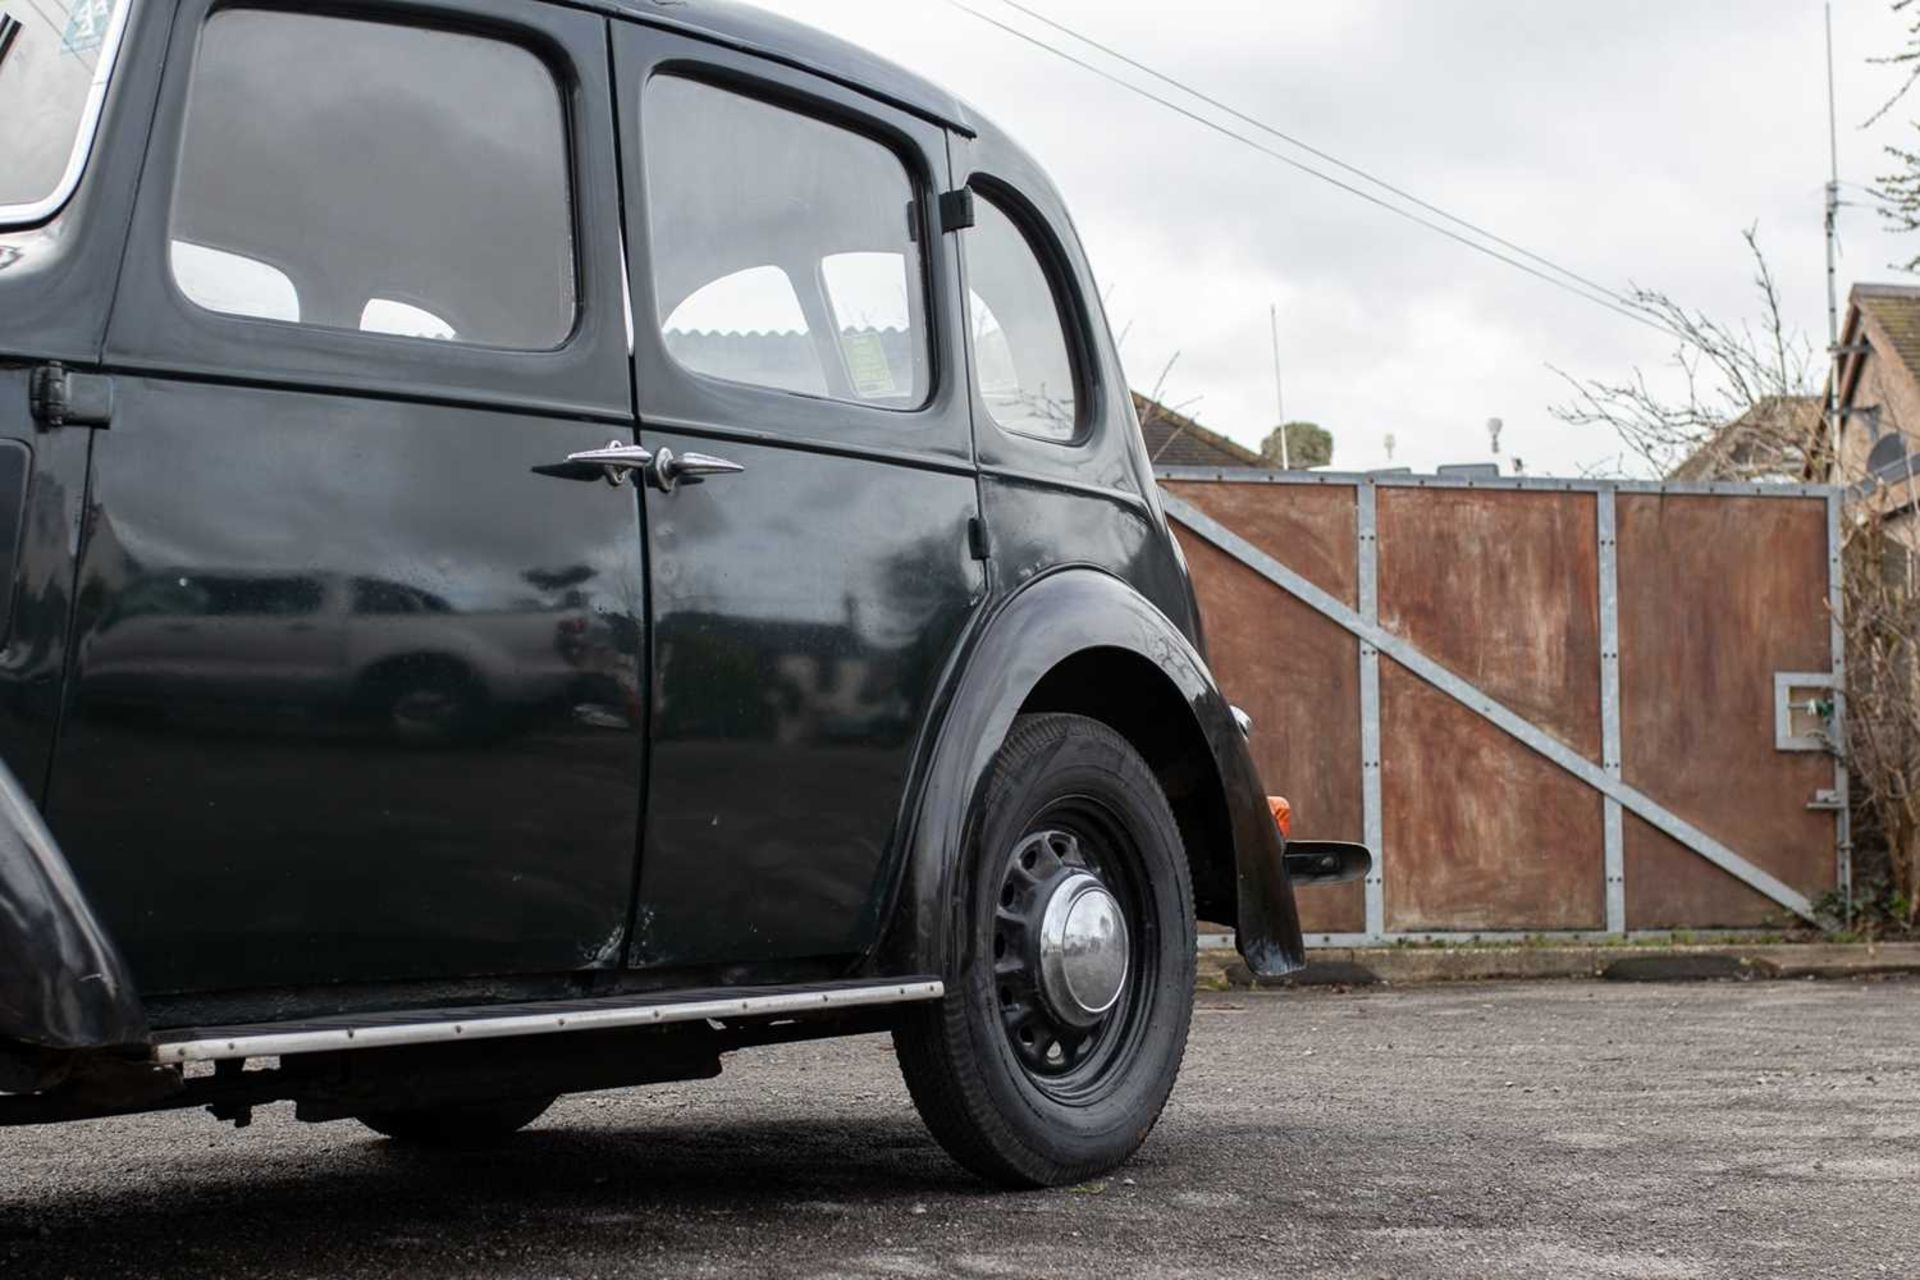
left=1131, top=391, right=1268, bottom=469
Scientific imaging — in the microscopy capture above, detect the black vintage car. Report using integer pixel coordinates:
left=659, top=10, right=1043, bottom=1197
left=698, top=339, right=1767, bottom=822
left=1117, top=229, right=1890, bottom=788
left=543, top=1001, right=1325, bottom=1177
left=0, top=0, right=1364, bottom=1186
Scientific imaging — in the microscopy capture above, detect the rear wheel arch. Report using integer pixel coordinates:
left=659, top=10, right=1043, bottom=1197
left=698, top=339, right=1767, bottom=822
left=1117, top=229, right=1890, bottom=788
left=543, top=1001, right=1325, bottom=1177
left=875, top=568, right=1299, bottom=979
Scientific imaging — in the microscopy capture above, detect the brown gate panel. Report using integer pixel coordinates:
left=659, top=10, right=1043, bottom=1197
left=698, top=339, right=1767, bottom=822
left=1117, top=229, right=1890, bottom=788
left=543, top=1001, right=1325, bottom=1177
left=1377, top=488, right=1602, bottom=757
left=1164, top=480, right=1358, bottom=600
left=1616, top=494, right=1836, bottom=927
left=1375, top=487, right=1606, bottom=931
left=1165, top=481, right=1363, bottom=932
left=1381, top=666, right=1605, bottom=930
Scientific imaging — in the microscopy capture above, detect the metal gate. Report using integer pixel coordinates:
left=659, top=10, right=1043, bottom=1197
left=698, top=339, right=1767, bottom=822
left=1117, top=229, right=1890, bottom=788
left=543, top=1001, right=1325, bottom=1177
left=1159, top=469, right=1847, bottom=944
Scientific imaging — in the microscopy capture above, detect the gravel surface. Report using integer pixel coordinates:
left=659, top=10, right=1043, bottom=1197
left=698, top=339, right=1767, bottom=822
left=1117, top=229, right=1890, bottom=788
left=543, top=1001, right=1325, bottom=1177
left=2, top=979, right=1916, bottom=1279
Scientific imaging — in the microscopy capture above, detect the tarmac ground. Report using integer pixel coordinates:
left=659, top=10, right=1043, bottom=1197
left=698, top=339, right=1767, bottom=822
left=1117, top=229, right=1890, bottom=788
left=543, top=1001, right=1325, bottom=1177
left=1, top=978, right=1916, bottom=1279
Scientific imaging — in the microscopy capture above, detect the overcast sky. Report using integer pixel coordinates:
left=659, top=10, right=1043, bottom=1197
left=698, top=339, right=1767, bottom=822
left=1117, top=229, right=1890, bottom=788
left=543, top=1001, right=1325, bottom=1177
left=754, top=0, right=1920, bottom=476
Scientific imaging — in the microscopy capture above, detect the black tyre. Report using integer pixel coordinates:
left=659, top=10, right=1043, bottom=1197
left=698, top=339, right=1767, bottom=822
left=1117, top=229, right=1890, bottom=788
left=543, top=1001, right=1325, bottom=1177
left=894, top=712, right=1196, bottom=1188
left=358, top=1094, right=556, bottom=1146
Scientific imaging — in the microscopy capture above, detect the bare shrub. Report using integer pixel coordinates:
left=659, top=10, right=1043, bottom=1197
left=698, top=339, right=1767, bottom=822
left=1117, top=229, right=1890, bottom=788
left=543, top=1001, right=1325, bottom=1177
left=1550, top=229, right=1820, bottom=479
left=1841, top=517, right=1920, bottom=924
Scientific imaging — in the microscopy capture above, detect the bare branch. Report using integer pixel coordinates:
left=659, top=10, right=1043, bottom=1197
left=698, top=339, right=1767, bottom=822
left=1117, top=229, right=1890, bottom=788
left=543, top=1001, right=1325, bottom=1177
left=1866, top=0, right=1920, bottom=127
left=1549, top=230, right=1817, bottom=481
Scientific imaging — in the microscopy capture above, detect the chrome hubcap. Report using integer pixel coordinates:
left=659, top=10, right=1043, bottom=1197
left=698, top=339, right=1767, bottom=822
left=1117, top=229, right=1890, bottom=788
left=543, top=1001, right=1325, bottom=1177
left=1037, top=873, right=1129, bottom=1027
left=992, top=825, right=1139, bottom=1081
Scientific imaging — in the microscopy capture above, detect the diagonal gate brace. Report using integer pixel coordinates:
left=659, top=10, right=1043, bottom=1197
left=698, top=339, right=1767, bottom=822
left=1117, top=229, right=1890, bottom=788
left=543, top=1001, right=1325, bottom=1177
left=1160, top=489, right=1820, bottom=924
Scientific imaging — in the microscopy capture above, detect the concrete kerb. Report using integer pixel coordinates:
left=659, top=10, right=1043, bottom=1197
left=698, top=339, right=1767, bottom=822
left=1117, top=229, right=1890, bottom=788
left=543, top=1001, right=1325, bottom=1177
left=1193, top=934, right=1920, bottom=989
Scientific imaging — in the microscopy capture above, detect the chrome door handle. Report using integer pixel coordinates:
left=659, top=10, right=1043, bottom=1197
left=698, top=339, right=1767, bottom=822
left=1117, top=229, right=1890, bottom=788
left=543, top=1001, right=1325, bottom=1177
left=562, top=441, right=654, bottom=487
left=648, top=446, right=745, bottom=493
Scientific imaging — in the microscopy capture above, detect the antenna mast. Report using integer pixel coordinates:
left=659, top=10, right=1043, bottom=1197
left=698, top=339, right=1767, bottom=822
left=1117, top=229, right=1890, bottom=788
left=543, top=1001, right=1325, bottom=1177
left=1825, top=1, right=1843, bottom=468
left=1269, top=303, right=1289, bottom=470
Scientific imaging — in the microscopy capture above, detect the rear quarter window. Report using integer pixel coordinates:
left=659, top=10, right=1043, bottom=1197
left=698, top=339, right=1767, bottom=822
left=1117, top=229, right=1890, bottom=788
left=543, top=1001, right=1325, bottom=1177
left=965, top=193, right=1079, bottom=443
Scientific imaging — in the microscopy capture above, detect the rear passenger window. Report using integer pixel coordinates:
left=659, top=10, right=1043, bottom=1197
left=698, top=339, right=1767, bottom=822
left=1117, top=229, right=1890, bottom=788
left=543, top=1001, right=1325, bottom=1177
left=645, top=76, right=930, bottom=409
left=966, top=195, right=1079, bottom=442
left=168, top=10, right=575, bottom=349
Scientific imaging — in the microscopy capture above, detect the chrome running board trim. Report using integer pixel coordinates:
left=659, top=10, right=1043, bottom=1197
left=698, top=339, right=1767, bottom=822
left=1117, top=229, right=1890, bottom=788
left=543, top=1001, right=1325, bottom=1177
left=152, top=979, right=944, bottom=1064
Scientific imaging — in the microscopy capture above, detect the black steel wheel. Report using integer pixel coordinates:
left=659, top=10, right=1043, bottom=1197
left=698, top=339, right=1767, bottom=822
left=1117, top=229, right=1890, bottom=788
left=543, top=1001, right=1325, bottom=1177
left=894, top=713, right=1196, bottom=1187
left=358, top=1094, right=555, bottom=1146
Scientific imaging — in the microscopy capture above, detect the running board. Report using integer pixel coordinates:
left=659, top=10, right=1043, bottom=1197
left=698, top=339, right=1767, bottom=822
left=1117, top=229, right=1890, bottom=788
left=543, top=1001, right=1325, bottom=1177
left=151, top=978, right=945, bottom=1064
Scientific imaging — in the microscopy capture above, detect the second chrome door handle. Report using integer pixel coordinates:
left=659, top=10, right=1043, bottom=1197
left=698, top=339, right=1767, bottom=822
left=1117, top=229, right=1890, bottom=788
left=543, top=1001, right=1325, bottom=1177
left=650, top=446, right=745, bottom=492
left=559, top=442, right=744, bottom=493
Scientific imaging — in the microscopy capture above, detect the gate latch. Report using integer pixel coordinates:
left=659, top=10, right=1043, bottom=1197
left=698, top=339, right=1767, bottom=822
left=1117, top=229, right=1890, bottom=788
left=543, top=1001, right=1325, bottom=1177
left=29, top=363, right=113, bottom=430
left=1774, top=671, right=1839, bottom=752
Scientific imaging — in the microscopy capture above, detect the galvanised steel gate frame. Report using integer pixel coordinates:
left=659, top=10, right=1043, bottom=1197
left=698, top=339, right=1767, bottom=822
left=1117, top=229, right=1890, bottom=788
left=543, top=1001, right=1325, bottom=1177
left=1158, top=468, right=1850, bottom=946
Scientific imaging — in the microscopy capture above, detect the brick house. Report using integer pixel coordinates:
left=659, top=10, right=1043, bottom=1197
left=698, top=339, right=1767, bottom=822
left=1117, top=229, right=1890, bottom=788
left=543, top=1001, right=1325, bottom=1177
left=1669, top=395, right=1822, bottom=483
left=1829, top=283, right=1920, bottom=542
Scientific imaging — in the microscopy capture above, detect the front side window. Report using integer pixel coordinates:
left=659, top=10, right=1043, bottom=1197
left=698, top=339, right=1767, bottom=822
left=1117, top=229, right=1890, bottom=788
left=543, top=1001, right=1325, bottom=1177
left=0, top=0, right=127, bottom=218
left=168, top=9, right=575, bottom=349
left=645, top=75, right=929, bottom=409
left=966, top=195, right=1078, bottom=442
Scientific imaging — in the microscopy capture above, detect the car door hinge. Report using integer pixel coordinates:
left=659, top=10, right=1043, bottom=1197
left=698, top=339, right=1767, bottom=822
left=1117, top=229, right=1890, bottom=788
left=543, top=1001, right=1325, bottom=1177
left=967, top=515, right=991, bottom=561
left=29, top=363, right=112, bottom=430
left=938, top=189, right=977, bottom=233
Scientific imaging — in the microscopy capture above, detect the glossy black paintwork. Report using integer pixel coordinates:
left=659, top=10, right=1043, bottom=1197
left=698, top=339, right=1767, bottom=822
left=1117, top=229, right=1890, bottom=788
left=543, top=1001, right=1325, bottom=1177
left=595, top=0, right=971, bottom=134
left=615, top=24, right=988, bottom=970
left=631, top=430, right=982, bottom=967
left=0, top=0, right=1305, bottom=1047
left=0, top=142, right=126, bottom=1055
left=862, top=112, right=1304, bottom=978
left=48, top=379, right=650, bottom=993
left=40, top=1, right=650, bottom=997
left=871, top=568, right=1305, bottom=981
left=0, top=372, right=90, bottom=800
left=0, top=375, right=104, bottom=1052
left=106, top=0, right=631, bottom=425
left=0, top=752, right=145, bottom=1052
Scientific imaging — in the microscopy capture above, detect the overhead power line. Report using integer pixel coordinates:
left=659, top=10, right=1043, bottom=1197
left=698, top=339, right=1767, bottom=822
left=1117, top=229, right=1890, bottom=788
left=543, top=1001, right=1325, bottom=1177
left=946, top=0, right=1685, bottom=344
left=993, top=0, right=1640, bottom=314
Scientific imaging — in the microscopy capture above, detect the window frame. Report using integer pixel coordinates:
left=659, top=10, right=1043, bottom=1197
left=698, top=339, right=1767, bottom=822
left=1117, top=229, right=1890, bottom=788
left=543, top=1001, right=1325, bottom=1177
left=962, top=179, right=1091, bottom=448
left=103, top=0, right=631, bottom=424
left=163, top=4, right=580, bottom=352
left=616, top=27, right=972, bottom=469
left=961, top=177, right=1103, bottom=453
left=642, top=70, right=935, bottom=413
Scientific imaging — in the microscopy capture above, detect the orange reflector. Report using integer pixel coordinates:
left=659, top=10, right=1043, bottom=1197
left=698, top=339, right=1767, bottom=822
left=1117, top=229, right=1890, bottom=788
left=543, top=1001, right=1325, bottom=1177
left=1267, top=795, right=1293, bottom=840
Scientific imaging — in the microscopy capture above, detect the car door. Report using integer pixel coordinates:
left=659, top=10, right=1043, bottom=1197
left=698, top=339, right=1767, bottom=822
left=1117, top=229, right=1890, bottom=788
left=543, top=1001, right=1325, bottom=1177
left=49, top=0, right=646, bottom=995
left=613, top=27, right=985, bottom=971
